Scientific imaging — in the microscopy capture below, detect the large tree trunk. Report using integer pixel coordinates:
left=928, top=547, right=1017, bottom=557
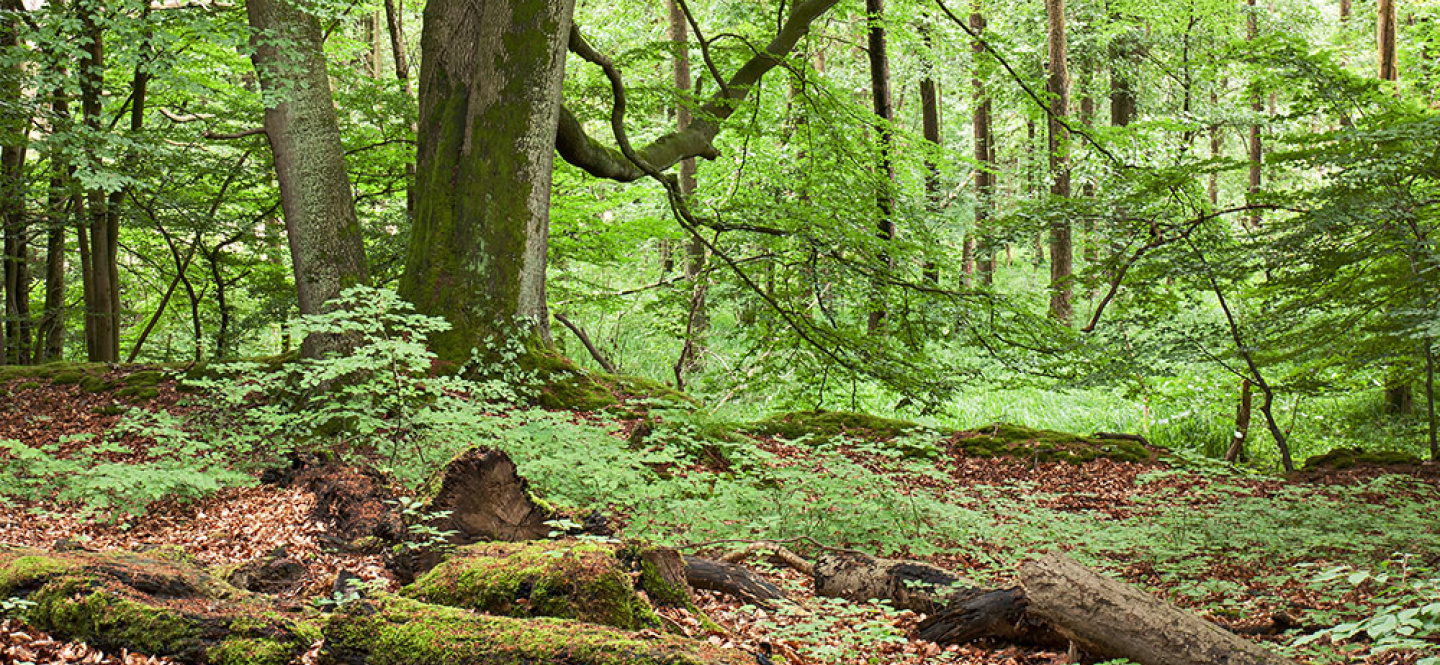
left=1020, top=553, right=1301, bottom=665
left=864, top=0, right=896, bottom=333
left=1045, top=0, right=1072, bottom=325
left=76, top=0, right=119, bottom=363
left=399, top=0, right=576, bottom=366
left=247, top=0, right=371, bottom=357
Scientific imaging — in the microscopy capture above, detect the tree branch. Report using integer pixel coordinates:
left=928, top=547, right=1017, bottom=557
left=556, top=0, right=840, bottom=182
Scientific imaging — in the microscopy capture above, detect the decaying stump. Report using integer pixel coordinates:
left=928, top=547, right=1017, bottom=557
left=0, top=546, right=754, bottom=665
left=683, top=556, right=788, bottom=608
left=421, top=446, right=554, bottom=543
left=281, top=457, right=404, bottom=545
left=813, top=551, right=971, bottom=614
left=1020, top=553, right=1302, bottom=665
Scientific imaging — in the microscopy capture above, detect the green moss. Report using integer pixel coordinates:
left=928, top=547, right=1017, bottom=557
left=402, top=541, right=660, bottom=631
left=603, top=374, right=700, bottom=408
left=323, top=594, right=749, bottom=665
left=142, top=545, right=197, bottom=566
left=958, top=422, right=1151, bottom=464
left=92, top=405, right=128, bottom=416
left=117, top=386, right=161, bottom=402
left=1302, top=447, right=1423, bottom=471
left=745, top=410, right=937, bottom=441
left=13, top=381, right=41, bottom=391
left=1, top=362, right=106, bottom=383
left=80, top=374, right=116, bottom=392
left=0, top=552, right=80, bottom=596
left=28, top=577, right=203, bottom=656
left=517, top=348, right=619, bottom=412
left=208, top=636, right=297, bottom=665
left=122, top=370, right=168, bottom=387
left=50, top=370, right=87, bottom=385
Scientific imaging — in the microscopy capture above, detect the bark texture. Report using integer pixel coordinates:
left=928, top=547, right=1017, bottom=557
left=1045, top=0, right=1072, bottom=325
left=399, top=0, right=575, bottom=363
left=1378, top=0, right=1397, bottom=81
left=1020, top=553, right=1301, bottom=665
left=247, top=0, right=371, bottom=355
left=972, top=3, right=997, bottom=283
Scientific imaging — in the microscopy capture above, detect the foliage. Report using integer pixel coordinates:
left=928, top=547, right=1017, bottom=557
left=1297, top=558, right=1440, bottom=663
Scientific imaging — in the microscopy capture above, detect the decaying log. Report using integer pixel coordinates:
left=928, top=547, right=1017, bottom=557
left=813, top=552, right=970, bottom=614
left=915, top=587, right=1063, bottom=647
left=719, top=542, right=814, bottom=576
left=683, top=555, right=788, bottom=608
left=1020, top=553, right=1302, bottom=665
left=0, top=545, right=754, bottom=665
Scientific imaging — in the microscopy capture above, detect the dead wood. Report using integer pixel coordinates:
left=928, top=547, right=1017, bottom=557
left=1019, top=552, right=1302, bottom=665
left=719, top=542, right=814, bottom=576
left=915, top=587, right=1064, bottom=647
left=683, top=555, right=788, bottom=608
left=0, top=545, right=755, bottom=665
left=813, top=551, right=970, bottom=614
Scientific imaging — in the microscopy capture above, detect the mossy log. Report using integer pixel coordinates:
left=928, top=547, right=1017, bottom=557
left=402, top=540, right=666, bottom=630
left=1019, top=553, right=1302, bottom=665
left=0, top=546, right=753, bottom=665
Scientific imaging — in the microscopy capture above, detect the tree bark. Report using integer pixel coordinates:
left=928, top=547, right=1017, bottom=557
left=381, top=0, right=416, bottom=216
left=1, top=0, right=29, bottom=366
left=919, top=21, right=948, bottom=285
left=1247, top=0, right=1263, bottom=230
left=1020, top=553, right=1302, bottom=665
left=76, top=0, right=119, bottom=362
left=865, top=0, right=896, bottom=334
left=1378, top=0, right=1397, bottom=81
left=972, top=3, right=997, bottom=284
left=1225, top=378, right=1252, bottom=462
left=669, top=0, right=707, bottom=377
left=247, top=0, right=372, bottom=357
left=1046, top=0, right=1072, bottom=325
left=398, top=0, right=575, bottom=364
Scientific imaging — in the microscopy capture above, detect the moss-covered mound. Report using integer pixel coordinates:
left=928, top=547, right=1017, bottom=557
left=1302, top=447, right=1424, bottom=471
left=325, top=595, right=750, bottom=665
left=956, top=422, right=1152, bottom=464
left=745, top=410, right=944, bottom=441
left=402, top=541, right=662, bottom=630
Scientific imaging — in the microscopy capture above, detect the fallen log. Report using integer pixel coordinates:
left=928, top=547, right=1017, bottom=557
left=813, top=551, right=971, bottom=614
left=914, top=587, right=1063, bottom=646
left=0, top=545, right=754, bottom=665
left=1019, top=553, right=1302, bottom=665
left=683, top=556, right=787, bottom=608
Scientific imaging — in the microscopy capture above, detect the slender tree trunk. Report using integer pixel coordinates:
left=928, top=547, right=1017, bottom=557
left=1246, top=0, right=1263, bottom=230
left=669, top=0, right=707, bottom=377
left=917, top=21, right=948, bottom=285
left=77, top=0, right=117, bottom=362
left=1208, top=89, right=1222, bottom=205
left=1427, top=339, right=1437, bottom=460
left=865, top=0, right=896, bottom=333
left=247, top=0, right=372, bottom=357
left=1225, top=379, right=1252, bottom=462
left=1046, top=0, right=1072, bottom=325
left=40, top=155, right=69, bottom=362
left=1378, top=0, right=1397, bottom=81
left=972, top=4, right=996, bottom=285
left=382, top=0, right=416, bottom=217
left=1079, top=71, right=1096, bottom=299
left=399, top=0, right=576, bottom=366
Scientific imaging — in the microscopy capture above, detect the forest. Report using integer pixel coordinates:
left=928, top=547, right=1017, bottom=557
left=1, top=0, right=1439, bottom=662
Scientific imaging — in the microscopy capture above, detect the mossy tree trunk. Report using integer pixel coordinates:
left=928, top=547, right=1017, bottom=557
left=246, top=0, right=371, bottom=357
left=398, top=0, right=576, bottom=366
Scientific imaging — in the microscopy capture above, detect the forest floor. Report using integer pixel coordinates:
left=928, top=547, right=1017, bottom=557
left=1, top=370, right=1438, bottom=665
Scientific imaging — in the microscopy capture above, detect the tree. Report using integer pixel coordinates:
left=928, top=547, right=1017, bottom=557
left=403, top=0, right=841, bottom=367
left=246, top=0, right=371, bottom=356
left=1046, top=0, right=1073, bottom=325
